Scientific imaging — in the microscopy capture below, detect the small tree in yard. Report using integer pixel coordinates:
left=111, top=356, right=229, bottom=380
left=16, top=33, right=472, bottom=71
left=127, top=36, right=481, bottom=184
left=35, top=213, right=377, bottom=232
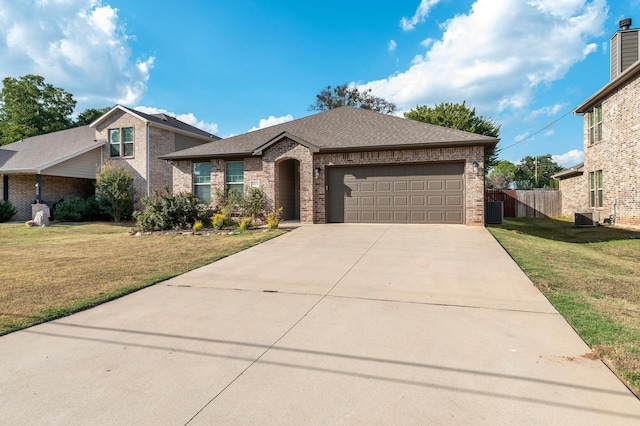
left=95, top=162, right=135, bottom=222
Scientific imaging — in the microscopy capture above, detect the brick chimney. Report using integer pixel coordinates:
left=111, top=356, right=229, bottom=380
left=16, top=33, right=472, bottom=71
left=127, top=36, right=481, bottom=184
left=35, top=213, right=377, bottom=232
left=610, top=18, right=640, bottom=80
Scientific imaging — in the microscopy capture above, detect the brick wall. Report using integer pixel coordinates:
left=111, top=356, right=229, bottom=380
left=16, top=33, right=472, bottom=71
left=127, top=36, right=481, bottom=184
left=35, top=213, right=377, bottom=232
left=169, top=141, right=487, bottom=225
left=558, top=174, right=588, bottom=217
left=582, top=73, right=640, bottom=225
left=5, top=174, right=94, bottom=221
left=94, top=109, right=148, bottom=200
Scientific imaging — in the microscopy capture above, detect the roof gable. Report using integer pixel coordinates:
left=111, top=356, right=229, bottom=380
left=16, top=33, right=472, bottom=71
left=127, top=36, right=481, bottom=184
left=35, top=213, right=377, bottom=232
left=161, top=106, right=499, bottom=160
left=90, top=105, right=220, bottom=141
left=253, top=132, right=320, bottom=155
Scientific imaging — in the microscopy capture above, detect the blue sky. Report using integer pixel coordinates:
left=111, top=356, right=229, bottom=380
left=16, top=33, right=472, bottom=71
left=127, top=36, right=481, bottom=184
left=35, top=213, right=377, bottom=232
left=1, top=0, right=639, bottom=167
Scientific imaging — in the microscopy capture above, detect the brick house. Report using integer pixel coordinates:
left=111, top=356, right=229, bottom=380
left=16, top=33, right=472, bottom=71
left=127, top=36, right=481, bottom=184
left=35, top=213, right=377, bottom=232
left=90, top=105, right=219, bottom=199
left=0, top=105, right=218, bottom=221
left=557, top=19, right=640, bottom=226
left=161, top=106, right=498, bottom=225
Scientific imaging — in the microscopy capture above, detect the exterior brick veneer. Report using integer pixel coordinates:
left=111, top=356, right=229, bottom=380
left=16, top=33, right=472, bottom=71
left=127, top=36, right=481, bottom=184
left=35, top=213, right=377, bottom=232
left=580, top=73, right=640, bottom=226
left=558, top=174, right=588, bottom=217
left=172, top=139, right=486, bottom=225
left=3, top=174, right=94, bottom=221
left=95, top=109, right=212, bottom=202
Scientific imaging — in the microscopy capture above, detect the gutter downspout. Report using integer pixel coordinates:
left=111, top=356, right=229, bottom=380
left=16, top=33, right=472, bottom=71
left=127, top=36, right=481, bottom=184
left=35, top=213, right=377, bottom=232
left=146, top=122, right=150, bottom=197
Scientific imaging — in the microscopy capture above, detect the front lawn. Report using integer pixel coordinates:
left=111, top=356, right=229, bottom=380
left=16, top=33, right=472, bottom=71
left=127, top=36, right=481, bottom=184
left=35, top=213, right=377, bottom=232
left=0, top=222, right=284, bottom=336
left=488, top=218, right=640, bottom=398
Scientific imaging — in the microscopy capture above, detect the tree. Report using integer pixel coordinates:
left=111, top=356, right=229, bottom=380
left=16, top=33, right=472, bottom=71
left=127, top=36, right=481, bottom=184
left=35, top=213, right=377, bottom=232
left=309, top=83, right=397, bottom=114
left=404, top=101, right=501, bottom=170
left=514, top=155, right=563, bottom=189
left=95, top=161, right=135, bottom=222
left=0, top=75, right=76, bottom=145
left=75, top=107, right=111, bottom=127
left=487, top=160, right=517, bottom=189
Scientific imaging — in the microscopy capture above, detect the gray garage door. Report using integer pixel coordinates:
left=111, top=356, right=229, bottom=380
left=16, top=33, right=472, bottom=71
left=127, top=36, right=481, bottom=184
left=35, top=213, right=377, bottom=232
left=327, top=163, right=464, bottom=224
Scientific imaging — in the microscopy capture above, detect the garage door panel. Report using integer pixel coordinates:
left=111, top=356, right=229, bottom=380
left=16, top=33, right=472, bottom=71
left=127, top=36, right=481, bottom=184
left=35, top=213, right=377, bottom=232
left=428, top=180, right=443, bottom=191
left=446, top=179, right=462, bottom=190
left=327, top=163, right=464, bottom=224
left=377, top=182, right=391, bottom=191
left=446, top=195, right=463, bottom=206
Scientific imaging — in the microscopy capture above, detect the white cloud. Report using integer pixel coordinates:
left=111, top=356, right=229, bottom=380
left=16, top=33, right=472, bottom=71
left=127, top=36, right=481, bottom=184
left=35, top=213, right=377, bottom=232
left=364, top=0, right=608, bottom=115
left=388, top=40, right=397, bottom=52
left=134, top=106, right=219, bottom=135
left=529, top=103, right=568, bottom=119
left=400, top=0, right=442, bottom=31
left=553, top=149, right=584, bottom=167
left=0, top=0, right=154, bottom=108
left=515, top=132, right=532, bottom=143
left=543, top=129, right=555, bottom=137
left=249, top=114, right=294, bottom=132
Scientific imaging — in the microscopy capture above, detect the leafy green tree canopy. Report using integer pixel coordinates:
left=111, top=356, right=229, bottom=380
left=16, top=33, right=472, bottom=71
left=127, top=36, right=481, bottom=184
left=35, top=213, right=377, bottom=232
left=404, top=101, right=501, bottom=170
left=487, top=160, right=517, bottom=189
left=0, top=75, right=76, bottom=145
left=514, top=155, right=562, bottom=189
left=75, top=107, right=112, bottom=127
left=309, top=83, right=397, bottom=115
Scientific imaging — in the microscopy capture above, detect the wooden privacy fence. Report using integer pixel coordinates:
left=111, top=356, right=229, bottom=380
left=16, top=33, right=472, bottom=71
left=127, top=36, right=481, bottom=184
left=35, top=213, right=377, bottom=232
left=485, top=189, right=561, bottom=218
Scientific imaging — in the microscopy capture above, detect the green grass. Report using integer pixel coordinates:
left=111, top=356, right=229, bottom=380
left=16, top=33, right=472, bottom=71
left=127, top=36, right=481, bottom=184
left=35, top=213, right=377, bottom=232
left=488, top=218, right=640, bottom=397
left=0, top=222, right=285, bottom=335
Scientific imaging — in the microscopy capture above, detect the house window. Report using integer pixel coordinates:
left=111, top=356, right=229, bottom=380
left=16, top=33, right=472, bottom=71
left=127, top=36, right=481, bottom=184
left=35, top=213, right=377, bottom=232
left=589, top=170, right=603, bottom=208
left=226, top=161, right=244, bottom=196
left=588, top=105, right=602, bottom=145
left=109, top=127, right=134, bottom=157
left=193, top=162, right=211, bottom=204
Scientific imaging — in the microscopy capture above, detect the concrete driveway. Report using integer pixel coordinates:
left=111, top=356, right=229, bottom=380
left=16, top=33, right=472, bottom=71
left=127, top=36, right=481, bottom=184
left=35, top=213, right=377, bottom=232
left=1, top=224, right=639, bottom=425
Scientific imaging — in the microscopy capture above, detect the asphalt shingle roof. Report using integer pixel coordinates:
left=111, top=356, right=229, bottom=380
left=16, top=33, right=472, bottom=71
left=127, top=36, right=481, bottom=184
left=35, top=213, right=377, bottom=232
left=0, top=126, right=101, bottom=173
left=160, top=106, right=499, bottom=160
left=115, top=105, right=220, bottom=140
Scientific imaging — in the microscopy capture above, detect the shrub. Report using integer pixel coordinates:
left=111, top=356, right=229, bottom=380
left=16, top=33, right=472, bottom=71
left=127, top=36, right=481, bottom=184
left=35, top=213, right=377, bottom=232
left=134, top=188, right=201, bottom=231
left=267, top=207, right=283, bottom=230
left=0, top=200, right=17, bottom=222
left=239, top=217, right=252, bottom=230
left=213, top=213, right=226, bottom=230
left=192, top=220, right=203, bottom=232
left=95, top=161, right=135, bottom=222
left=53, top=197, right=104, bottom=222
left=241, top=187, right=266, bottom=221
left=214, top=187, right=266, bottom=223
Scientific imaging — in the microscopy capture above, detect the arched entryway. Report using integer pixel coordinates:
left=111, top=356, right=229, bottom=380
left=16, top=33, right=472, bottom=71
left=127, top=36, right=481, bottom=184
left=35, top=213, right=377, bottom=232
left=277, top=159, right=300, bottom=220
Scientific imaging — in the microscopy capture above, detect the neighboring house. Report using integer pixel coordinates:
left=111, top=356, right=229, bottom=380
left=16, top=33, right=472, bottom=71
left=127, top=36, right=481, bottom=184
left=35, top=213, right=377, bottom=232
left=90, top=105, right=219, bottom=199
left=0, top=126, right=101, bottom=221
left=161, top=106, right=498, bottom=225
left=0, top=105, right=219, bottom=221
left=561, top=18, right=640, bottom=226
left=552, top=163, right=586, bottom=217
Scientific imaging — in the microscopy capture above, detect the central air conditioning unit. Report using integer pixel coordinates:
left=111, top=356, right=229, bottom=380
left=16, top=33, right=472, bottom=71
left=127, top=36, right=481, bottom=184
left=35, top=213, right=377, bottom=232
left=575, top=211, right=600, bottom=227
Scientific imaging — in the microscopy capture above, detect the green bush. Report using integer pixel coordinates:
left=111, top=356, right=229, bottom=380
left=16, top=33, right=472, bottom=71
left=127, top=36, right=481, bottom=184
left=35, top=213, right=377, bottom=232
left=214, top=186, right=266, bottom=224
left=95, top=161, right=135, bottom=222
left=53, top=197, right=104, bottom=222
left=0, top=200, right=17, bottom=222
left=133, top=187, right=210, bottom=231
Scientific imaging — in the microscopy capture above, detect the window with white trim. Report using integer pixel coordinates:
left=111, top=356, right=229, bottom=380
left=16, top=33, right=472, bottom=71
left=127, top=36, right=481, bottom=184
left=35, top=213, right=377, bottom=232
left=193, top=162, right=211, bottom=204
left=589, top=170, right=603, bottom=208
left=226, top=161, right=244, bottom=196
left=109, top=127, right=134, bottom=157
